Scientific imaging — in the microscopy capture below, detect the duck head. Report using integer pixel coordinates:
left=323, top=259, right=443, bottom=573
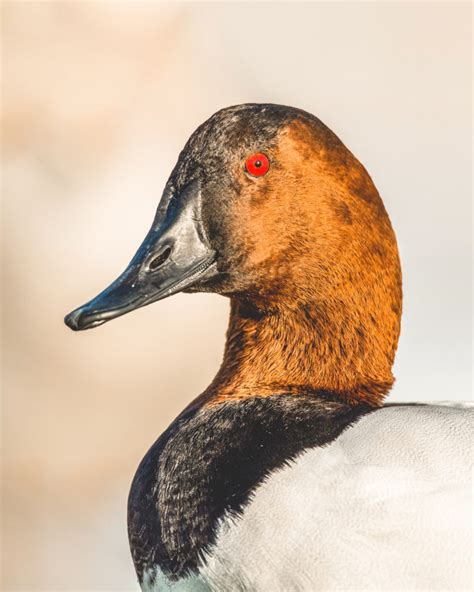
left=65, top=104, right=402, bottom=406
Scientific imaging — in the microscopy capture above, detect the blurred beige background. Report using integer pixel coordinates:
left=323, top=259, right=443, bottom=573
left=1, top=1, right=471, bottom=590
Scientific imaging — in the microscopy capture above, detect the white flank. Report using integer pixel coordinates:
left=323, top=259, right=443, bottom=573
left=144, top=404, right=473, bottom=591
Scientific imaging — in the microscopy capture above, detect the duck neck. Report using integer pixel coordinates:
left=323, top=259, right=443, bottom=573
left=205, top=297, right=396, bottom=407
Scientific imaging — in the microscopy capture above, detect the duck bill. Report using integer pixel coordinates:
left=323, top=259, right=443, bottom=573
left=64, top=181, right=217, bottom=331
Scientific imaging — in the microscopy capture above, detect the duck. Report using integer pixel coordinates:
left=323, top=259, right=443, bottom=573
left=65, top=104, right=473, bottom=591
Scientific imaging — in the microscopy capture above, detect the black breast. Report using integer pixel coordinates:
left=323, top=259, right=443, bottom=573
left=127, top=393, right=372, bottom=583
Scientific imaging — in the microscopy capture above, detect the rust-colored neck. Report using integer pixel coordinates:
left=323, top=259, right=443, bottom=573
left=204, top=294, right=397, bottom=408
left=195, top=117, right=403, bottom=410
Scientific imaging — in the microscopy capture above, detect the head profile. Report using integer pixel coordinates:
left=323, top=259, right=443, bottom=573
left=65, top=103, right=402, bottom=405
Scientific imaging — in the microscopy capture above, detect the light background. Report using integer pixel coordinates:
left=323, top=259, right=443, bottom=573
left=1, top=1, right=472, bottom=589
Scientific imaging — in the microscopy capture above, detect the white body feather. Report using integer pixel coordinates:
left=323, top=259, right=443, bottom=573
left=144, top=404, right=473, bottom=591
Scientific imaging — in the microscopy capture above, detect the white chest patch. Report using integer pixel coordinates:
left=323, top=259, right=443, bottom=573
left=142, top=405, right=473, bottom=591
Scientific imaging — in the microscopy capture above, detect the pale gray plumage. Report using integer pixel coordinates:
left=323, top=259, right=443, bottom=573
left=144, top=404, right=473, bottom=591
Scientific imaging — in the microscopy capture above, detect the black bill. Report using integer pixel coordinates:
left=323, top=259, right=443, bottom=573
left=64, top=180, right=217, bottom=331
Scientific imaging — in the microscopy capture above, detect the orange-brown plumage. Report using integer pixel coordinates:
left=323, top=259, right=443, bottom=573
left=66, top=104, right=402, bottom=407
left=202, top=117, right=402, bottom=407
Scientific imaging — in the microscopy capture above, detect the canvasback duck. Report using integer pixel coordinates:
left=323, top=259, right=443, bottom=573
left=65, top=104, right=472, bottom=591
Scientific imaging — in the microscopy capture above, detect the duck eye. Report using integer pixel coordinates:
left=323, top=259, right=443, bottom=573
left=245, top=152, right=269, bottom=177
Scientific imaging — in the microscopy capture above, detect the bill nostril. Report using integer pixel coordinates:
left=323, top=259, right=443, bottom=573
left=148, top=246, right=172, bottom=271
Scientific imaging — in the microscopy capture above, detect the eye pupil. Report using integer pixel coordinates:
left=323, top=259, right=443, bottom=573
left=255, top=160, right=262, bottom=168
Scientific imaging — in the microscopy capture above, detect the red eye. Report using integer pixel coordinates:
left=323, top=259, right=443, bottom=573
left=245, top=152, right=270, bottom=177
